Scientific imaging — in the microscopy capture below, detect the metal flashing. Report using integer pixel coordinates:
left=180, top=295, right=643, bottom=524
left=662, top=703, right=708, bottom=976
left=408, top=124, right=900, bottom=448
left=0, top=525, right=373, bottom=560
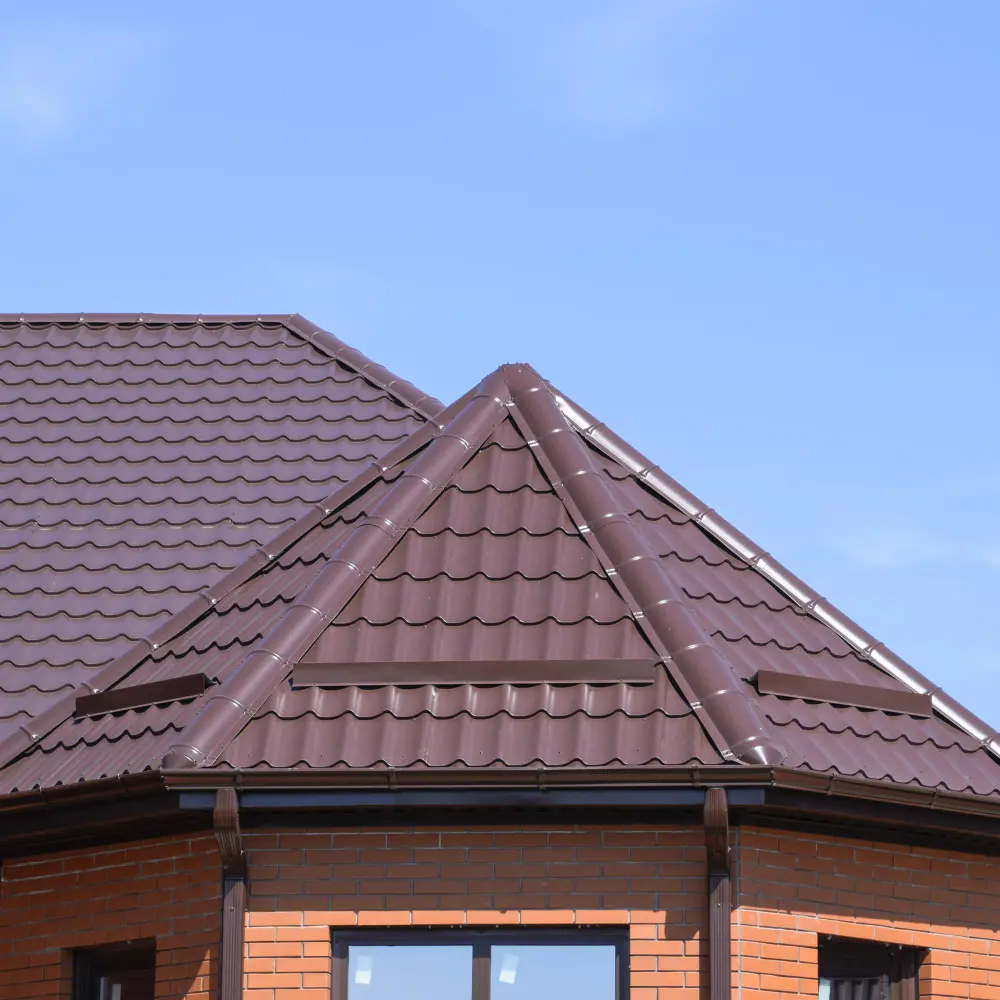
left=292, top=659, right=658, bottom=687
left=752, top=670, right=933, bottom=716
left=284, top=314, right=444, bottom=420
left=74, top=673, right=211, bottom=718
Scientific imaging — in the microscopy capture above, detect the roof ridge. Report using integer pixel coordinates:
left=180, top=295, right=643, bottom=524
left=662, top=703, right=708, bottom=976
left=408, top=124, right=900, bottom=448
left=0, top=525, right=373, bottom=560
left=0, top=313, right=292, bottom=325
left=159, top=370, right=512, bottom=770
left=549, top=384, right=1000, bottom=763
left=504, top=366, right=784, bottom=766
left=1, top=312, right=444, bottom=421
left=0, top=418, right=445, bottom=776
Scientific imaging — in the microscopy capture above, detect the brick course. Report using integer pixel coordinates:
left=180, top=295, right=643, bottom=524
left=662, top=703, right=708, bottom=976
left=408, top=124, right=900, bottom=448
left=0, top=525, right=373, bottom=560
left=735, top=826, right=1000, bottom=1000
left=3, top=822, right=1000, bottom=1000
left=0, top=833, right=220, bottom=1000
left=243, top=825, right=708, bottom=1000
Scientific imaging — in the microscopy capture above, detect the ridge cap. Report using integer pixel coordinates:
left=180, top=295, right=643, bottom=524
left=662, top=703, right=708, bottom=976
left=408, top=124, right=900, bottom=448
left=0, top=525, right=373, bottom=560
left=159, top=369, right=511, bottom=770
left=284, top=314, right=444, bottom=421
left=505, top=367, right=784, bottom=767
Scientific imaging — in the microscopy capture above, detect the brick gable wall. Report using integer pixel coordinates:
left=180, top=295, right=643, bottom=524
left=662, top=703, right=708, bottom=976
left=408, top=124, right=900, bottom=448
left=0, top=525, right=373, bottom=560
left=0, top=833, right=220, bottom=1000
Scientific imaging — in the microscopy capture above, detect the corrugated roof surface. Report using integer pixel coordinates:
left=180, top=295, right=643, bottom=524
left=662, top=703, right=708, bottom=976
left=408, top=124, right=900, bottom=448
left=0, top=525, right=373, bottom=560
left=4, top=363, right=999, bottom=800
left=0, top=314, right=434, bottom=746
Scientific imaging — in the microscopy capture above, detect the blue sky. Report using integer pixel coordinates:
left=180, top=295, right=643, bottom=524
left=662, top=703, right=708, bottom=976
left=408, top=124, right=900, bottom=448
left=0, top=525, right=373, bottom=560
left=2, top=2, right=999, bottom=726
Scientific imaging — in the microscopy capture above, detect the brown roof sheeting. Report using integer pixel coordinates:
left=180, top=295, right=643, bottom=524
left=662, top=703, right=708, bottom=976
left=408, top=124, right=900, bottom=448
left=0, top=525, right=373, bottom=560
left=0, top=313, right=439, bottom=748
left=3, top=362, right=1000, bottom=801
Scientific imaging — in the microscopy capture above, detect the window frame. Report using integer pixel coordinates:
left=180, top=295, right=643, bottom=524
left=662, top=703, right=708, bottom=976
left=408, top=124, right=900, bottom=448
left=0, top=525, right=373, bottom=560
left=72, top=940, right=157, bottom=1000
left=331, top=926, right=629, bottom=1000
left=817, top=934, right=921, bottom=1000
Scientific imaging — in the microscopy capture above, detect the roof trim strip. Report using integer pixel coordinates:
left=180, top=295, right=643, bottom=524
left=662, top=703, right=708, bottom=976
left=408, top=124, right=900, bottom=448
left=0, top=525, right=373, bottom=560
left=551, top=387, right=1000, bottom=761
left=74, top=673, right=211, bottom=719
left=159, top=370, right=513, bottom=770
left=292, top=659, right=659, bottom=686
left=284, top=315, right=444, bottom=420
left=506, top=366, right=784, bottom=767
left=752, top=670, right=933, bottom=717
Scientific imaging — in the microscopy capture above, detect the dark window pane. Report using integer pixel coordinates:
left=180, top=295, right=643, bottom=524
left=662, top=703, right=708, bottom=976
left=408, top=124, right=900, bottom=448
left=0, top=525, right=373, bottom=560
left=490, top=944, right=616, bottom=1000
left=74, top=942, right=155, bottom=1000
left=347, top=945, right=473, bottom=1000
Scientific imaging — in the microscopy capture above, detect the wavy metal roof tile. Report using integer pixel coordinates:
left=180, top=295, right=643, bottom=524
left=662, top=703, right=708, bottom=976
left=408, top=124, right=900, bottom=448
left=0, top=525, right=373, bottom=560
left=3, top=359, right=999, bottom=802
left=0, top=313, right=435, bottom=745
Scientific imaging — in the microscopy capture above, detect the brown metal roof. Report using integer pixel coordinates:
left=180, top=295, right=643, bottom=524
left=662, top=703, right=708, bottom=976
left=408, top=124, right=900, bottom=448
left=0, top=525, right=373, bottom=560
left=3, top=361, right=1000, bottom=801
left=0, top=313, right=439, bottom=751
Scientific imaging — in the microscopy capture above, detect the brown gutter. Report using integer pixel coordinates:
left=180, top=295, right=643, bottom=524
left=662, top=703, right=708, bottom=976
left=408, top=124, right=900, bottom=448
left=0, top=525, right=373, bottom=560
left=704, top=788, right=731, bottom=1000
left=214, top=788, right=246, bottom=1000
left=158, top=765, right=1000, bottom=821
left=2, top=766, right=999, bottom=825
left=551, top=387, right=1000, bottom=761
left=0, top=771, right=166, bottom=815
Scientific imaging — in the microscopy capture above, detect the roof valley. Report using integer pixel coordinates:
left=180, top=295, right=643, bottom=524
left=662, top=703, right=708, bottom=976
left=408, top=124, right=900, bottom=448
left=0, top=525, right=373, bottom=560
left=0, top=313, right=442, bottom=768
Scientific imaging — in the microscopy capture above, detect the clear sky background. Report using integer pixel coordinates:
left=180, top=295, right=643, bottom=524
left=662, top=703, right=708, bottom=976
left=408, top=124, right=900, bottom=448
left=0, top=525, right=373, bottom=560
left=2, top=2, right=998, bottom=725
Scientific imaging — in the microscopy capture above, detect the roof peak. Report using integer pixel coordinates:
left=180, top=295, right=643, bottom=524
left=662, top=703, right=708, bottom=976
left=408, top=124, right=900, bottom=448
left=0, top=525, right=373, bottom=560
left=156, top=365, right=783, bottom=771
left=5, top=360, right=1000, bottom=798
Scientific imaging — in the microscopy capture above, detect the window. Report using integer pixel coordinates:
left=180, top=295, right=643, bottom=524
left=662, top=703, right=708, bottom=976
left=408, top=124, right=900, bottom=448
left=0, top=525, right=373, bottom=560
left=73, top=941, right=156, bottom=1000
left=332, top=929, right=627, bottom=1000
left=818, top=936, right=921, bottom=1000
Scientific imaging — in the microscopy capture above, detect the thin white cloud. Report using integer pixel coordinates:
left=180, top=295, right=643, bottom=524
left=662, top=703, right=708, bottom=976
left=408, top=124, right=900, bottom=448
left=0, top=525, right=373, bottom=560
left=265, top=261, right=392, bottom=344
left=457, top=0, right=714, bottom=131
left=831, top=522, right=1000, bottom=571
left=0, top=20, right=142, bottom=143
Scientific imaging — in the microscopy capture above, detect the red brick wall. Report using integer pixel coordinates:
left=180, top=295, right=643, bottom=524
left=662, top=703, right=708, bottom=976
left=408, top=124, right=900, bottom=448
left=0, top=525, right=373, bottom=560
left=242, top=825, right=708, bottom=1000
left=0, top=833, right=220, bottom=1000
left=735, top=826, right=1000, bottom=1000
left=4, top=821, right=1000, bottom=1000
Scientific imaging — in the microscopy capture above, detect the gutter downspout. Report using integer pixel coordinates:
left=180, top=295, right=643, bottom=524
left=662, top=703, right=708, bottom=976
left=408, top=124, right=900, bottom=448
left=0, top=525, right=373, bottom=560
left=213, top=788, right=246, bottom=1000
left=704, top=787, right=731, bottom=1000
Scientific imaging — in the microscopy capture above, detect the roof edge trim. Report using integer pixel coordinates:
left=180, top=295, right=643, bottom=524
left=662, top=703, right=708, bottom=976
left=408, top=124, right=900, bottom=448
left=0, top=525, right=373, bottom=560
left=158, top=765, right=1000, bottom=819
left=284, top=315, right=444, bottom=420
left=551, top=388, right=1000, bottom=762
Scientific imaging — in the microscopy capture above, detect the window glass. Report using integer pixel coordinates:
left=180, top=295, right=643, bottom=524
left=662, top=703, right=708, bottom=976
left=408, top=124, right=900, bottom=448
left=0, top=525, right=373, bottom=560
left=74, top=942, right=155, bottom=1000
left=490, top=944, right=616, bottom=1000
left=347, top=945, right=473, bottom=1000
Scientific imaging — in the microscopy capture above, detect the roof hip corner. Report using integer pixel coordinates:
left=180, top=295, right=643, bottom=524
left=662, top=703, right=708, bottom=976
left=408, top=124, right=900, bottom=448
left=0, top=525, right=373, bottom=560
left=549, top=383, right=1000, bottom=765
left=159, top=369, right=512, bottom=771
left=506, top=367, right=785, bottom=767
